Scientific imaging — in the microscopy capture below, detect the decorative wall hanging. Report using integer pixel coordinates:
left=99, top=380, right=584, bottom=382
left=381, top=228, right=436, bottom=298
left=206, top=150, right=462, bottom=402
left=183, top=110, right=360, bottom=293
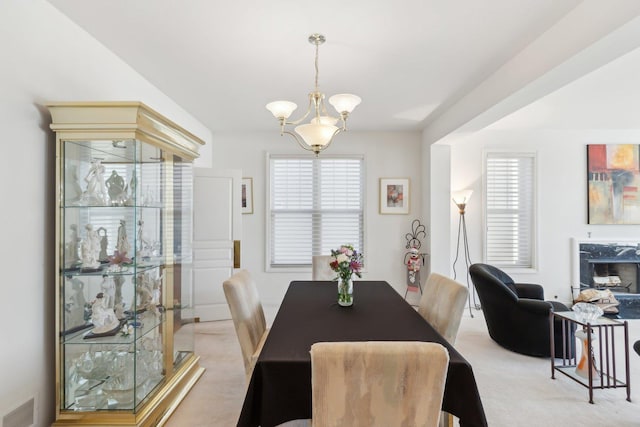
left=379, top=178, right=409, bottom=214
left=587, top=144, right=640, bottom=224
left=242, top=177, right=254, bottom=214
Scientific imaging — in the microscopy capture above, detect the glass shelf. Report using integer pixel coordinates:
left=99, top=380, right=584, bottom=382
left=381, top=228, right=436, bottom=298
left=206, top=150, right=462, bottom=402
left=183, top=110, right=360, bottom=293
left=63, top=311, right=164, bottom=345
left=62, top=263, right=163, bottom=277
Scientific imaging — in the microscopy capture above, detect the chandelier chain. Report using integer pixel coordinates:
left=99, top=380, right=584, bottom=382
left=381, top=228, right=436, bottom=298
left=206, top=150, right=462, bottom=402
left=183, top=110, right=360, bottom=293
left=314, top=41, right=320, bottom=91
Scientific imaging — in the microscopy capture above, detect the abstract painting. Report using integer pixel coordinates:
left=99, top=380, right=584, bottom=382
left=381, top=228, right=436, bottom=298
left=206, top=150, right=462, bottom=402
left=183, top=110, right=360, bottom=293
left=587, top=144, right=640, bottom=224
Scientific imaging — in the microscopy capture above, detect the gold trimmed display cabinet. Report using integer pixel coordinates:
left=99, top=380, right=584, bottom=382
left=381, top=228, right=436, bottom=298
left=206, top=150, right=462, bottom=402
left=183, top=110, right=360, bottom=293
left=48, top=102, right=205, bottom=426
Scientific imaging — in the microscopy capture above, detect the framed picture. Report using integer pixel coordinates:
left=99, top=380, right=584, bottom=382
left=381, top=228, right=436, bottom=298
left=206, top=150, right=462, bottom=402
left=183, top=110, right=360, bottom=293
left=587, top=144, right=640, bottom=224
left=242, top=177, right=253, bottom=214
left=379, top=178, right=410, bottom=214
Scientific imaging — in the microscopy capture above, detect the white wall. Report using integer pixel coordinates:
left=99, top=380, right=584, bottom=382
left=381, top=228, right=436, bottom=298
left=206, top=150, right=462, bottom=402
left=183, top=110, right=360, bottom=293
left=0, top=1, right=211, bottom=423
left=450, top=129, right=640, bottom=304
left=210, top=130, right=424, bottom=308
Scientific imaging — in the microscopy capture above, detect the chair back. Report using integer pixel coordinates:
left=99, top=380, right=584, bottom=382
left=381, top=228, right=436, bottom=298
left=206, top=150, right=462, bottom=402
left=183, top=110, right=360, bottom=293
left=310, top=341, right=449, bottom=427
left=472, top=263, right=518, bottom=295
left=469, top=263, right=520, bottom=304
left=418, top=273, right=469, bottom=345
left=312, top=255, right=335, bottom=281
left=223, top=269, right=267, bottom=374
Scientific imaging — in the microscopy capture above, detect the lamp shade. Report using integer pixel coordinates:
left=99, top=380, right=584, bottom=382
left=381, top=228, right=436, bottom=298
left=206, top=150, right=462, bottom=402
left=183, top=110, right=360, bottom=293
left=266, top=101, right=298, bottom=119
left=452, top=190, right=473, bottom=206
left=329, top=94, right=362, bottom=114
left=294, top=123, right=339, bottom=147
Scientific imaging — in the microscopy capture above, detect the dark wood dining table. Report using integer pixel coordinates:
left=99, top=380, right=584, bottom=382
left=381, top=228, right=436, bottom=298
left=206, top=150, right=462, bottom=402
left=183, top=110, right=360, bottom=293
left=237, top=280, right=488, bottom=427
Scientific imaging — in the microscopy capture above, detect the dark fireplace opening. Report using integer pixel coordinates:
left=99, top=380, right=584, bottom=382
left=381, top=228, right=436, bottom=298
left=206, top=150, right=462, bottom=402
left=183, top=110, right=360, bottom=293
left=577, top=241, right=640, bottom=319
left=579, top=242, right=640, bottom=294
left=589, top=262, right=639, bottom=293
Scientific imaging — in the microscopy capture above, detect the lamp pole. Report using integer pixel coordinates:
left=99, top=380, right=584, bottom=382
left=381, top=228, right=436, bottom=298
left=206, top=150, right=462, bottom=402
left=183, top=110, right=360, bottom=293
left=452, top=193, right=479, bottom=317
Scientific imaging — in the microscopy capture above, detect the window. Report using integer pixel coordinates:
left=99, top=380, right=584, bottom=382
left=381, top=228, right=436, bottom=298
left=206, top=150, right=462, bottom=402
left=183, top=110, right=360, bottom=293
left=484, top=152, right=536, bottom=269
left=268, top=155, right=364, bottom=268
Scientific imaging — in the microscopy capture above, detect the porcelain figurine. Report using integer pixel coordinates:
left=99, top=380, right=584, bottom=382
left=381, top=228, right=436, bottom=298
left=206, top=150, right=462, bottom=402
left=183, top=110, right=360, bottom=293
left=81, top=224, right=101, bottom=270
left=81, top=159, right=108, bottom=205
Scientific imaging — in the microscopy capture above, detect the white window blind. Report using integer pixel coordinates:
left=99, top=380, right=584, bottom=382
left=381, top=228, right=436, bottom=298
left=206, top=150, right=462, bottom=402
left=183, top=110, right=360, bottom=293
left=269, top=155, right=364, bottom=268
left=484, top=152, right=536, bottom=269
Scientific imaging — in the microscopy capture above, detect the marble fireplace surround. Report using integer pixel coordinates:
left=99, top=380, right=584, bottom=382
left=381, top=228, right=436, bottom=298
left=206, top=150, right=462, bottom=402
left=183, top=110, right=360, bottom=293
left=572, top=239, right=640, bottom=300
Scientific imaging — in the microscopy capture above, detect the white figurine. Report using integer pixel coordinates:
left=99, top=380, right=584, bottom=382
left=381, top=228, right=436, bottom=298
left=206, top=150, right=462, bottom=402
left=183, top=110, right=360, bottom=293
left=151, top=272, right=163, bottom=305
left=114, top=303, right=125, bottom=320
left=66, top=277, right=87, bottom=328
left=97, top=227, right=109, bottom=262
left=116, top=220, right=131, bottom=257
left=139, top=273, right=154, bottom=308
left=137, top=220, right=152, bottom=258
left=113, top=275, right=125, bottom=307
left=82, top=159, right=108, bottom=205
left=90, top=293, right=119, bottom=332
left=80, top=224, right=101, bottom=270
left=100, top=275, right=116, bottom=309
left=65, top=164, right=83, bottom=203
left=66, top=224, right=80, bottom=267
left=126, top=174, right=137, bottom=206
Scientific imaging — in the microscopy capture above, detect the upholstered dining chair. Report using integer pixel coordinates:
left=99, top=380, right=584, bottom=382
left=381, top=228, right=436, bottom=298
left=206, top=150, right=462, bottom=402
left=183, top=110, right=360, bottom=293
left=418, top=273, right=469, bottom=346
left=310, top=341, right=449, bottom=427
left=223, top=269, right=269, bottom=383
left=312, top=255, right=335, bottom=281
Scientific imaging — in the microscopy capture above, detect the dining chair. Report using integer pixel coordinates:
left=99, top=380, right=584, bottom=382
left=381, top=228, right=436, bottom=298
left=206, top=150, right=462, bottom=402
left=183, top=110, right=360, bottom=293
left=312, top=255, right=335, bottom=281
left=222, top=269, right=268, bottom=383
left=418, top=273, right=469, bottom=345
left=310, top=341, right=449, bottom=427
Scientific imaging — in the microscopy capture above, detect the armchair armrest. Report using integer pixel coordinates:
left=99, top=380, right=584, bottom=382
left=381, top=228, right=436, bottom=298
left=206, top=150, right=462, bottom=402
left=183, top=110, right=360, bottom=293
left=516, top=298, right=553, bottom=315
left=513, top=283, right=544, bottom=300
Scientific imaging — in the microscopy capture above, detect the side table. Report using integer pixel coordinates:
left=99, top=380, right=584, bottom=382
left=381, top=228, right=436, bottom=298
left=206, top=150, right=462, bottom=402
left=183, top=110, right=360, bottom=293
left=550, top=311, right=631, bottom=403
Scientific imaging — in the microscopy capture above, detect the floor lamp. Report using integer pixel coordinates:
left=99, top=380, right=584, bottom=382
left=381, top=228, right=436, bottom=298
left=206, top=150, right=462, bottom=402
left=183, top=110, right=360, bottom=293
left=452, top=190, right=479, bottom=317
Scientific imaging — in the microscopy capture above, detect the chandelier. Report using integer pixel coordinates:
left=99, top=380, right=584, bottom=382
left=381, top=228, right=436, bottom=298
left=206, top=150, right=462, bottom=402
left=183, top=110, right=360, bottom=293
left=266, top=33, right=361, bottom=156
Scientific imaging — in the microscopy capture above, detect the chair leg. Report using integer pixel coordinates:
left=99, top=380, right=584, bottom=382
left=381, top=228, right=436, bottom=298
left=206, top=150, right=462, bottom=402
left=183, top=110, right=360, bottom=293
left=439, top=411, right=452, bottom=427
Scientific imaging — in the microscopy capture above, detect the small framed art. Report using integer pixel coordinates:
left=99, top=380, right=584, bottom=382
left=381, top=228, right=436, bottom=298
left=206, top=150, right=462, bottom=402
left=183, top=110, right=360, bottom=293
left=242, top=177, right=253, bottom=214
left=379, top=178, right=409, bottom=214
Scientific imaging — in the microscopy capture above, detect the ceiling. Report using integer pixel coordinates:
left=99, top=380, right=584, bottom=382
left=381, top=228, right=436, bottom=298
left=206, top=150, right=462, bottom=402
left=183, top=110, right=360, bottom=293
left=47, top=0, right=640, bottom=137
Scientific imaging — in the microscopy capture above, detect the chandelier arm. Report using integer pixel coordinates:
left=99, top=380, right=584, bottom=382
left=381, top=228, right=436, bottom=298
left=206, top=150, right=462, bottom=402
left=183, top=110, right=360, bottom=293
left=284, top=96, right=315, bottom=126
left=282, top=130, right=315, bottom=152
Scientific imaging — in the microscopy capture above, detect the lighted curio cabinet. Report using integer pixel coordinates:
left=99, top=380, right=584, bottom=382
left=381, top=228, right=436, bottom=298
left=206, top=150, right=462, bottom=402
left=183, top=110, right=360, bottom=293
left=48, top=102, right=205, bottom=426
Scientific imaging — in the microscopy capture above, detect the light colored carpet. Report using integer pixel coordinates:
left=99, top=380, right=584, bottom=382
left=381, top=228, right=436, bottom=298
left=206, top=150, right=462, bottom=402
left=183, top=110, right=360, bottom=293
left=166, top=311, right=640, bottom=427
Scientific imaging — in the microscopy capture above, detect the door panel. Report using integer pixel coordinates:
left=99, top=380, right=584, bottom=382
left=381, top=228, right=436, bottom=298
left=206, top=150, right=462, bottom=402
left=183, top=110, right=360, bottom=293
left=193, top=168, right=241, bottom=321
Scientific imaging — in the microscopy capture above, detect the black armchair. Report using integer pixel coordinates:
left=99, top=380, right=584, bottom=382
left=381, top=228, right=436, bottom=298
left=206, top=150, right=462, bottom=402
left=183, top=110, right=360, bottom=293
left=469, top=263, right=574, bottom=358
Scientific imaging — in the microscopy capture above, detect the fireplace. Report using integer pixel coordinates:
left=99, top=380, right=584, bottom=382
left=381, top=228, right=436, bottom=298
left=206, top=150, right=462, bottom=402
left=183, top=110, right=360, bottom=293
left=575, top=240, right=640, bottom=295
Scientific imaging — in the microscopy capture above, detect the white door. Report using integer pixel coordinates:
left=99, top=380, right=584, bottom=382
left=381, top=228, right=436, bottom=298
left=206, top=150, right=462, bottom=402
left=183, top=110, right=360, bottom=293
left=193, top=168, right=241, bottom=321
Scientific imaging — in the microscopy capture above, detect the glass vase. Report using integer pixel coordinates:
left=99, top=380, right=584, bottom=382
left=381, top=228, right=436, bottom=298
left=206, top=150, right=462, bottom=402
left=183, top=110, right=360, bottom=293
left=337, top=276, right=353, bottom=307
